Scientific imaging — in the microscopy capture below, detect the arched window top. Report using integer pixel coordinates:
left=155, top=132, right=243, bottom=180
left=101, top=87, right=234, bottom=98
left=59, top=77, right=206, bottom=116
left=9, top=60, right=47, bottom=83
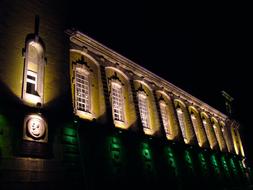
left=27, top=40, right=44, bottom=56
left=70, top=49, right=99, bottom=67
left=201, top=112, right=210, bottom=120
left=220, top=121, right=225, bottom=126
left=174, top=99, right=186, bottom=109
left=135, top=80, right=153, bottom=92
left=107, top=71, right=125, bottom=89
left=76, top=65, right=90, bottom=75
left=211, top=117, right=219, bottom=124
left=105, top=66, right=129, bottom=81
left=156, top=90, right=171, bottom=101
left=188, top=106, right=199, bottom=115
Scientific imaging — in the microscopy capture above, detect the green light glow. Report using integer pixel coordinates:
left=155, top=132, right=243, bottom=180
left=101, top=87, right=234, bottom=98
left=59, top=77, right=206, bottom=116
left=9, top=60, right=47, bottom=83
left=63, top=127, right=77, bottom=137
left=0, top=114, right=12, bottom=157
left=229, top=158, right=238, bottom=176
left=106, top=135, right=124, bottom=176
left=63, top=135, right=78, bottom=145
left=140, top=142, right=154, bottom=175
left=211, top=154, right=221, bottom=176
left=238, top=160, right=245, bottom=175
left=142, top=142, right=151, bottom=160
left=184, top=150, right=195, bottom=175
left=221, top=155, right=230, bottom=177
left=198, top=152, right=208, bottom=176
left=0, top=114, right=7, bottom=134
left=165, top=147, right=179, bottom=176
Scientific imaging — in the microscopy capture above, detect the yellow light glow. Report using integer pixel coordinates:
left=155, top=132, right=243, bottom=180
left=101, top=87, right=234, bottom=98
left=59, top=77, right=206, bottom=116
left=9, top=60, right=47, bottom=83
left=23, top=93, right=42, bottom=106
left=75, top=110, right=94, bottom=121
left=114, top=120, right=126, bottom=129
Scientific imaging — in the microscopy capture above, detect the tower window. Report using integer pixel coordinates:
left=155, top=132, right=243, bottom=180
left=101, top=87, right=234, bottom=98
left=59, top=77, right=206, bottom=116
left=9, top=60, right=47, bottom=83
left=176, top=108, right=186, bottom=141
left=138, top=93, right=150, bottom=129
left=75, top=68, right=90, bottom=113
left=26, top=70, right=38, bottom=95
left=159, top=101, right=170, bottom=135
left=111, top=82, right=124, bottom=122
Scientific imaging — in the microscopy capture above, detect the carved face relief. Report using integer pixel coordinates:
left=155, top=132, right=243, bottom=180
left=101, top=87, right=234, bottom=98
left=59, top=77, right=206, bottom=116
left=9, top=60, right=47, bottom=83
left=23, top=114, right=48, bottom=143
left=27, top=117, right=45, bottom=139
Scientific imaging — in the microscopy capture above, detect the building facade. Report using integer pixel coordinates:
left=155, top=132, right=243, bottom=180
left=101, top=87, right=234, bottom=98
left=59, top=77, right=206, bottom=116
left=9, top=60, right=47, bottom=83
left=0, top=1, right=252, bottom=189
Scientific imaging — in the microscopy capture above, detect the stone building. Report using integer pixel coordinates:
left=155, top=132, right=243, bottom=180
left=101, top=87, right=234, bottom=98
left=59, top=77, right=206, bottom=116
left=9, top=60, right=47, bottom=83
left=0, top=1, right=251, bottom=189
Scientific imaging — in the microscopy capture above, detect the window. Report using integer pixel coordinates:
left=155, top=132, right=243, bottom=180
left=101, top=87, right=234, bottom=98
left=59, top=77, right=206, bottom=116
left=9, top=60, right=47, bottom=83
left=202, top=119, right=209, bottom=137
left=111, top=82, right=124, bottom=122
left=176, top=108, right=186, bottom=141
left=26, top=70, right=38, bottom=95
left=22, top=40, right=45, bottom=105
left=191, top=114, right=198, bottom=138
left=75, top=68, right=90, bottom=113
left=138, top=93, right=150, bottom=129
left=202, top=118, right=216, bottom=149
left=159, top=101, right=170, bottom=135
left=213, top=124, right=219, bottom=139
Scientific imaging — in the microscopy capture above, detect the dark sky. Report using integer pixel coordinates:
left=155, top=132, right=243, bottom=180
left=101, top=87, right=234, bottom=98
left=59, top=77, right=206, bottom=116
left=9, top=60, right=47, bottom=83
left=68, top=1, right=252, bottom=161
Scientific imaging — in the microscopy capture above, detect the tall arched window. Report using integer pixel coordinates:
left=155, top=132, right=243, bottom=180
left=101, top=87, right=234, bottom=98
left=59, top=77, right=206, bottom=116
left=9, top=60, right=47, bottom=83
left=111, top=82, right=124, bottom=122
left=22, top=40, right=45, bottom=105
left=159, top=100, right=170, bottom=135
left=220, top=121, right=233, bottom=153
left=176, top=108, right=186, bottom=141
left=138, top=92, right=150, bottom=130
left=211, top=117, right=226, bottom=152
left=135, top=81, right=160, bottom=136
left=201, top=112, right=218, bottom=150
left=70, top=51, right=103, bottom=121
left=72, top=57, right=93, bottom=119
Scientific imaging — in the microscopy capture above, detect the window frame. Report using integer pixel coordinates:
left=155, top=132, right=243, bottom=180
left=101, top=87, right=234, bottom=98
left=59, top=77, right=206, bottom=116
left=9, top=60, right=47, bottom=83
left=74, top=65, right=92, bottom=118
left=176, top=108, right=187, bottom=142
left=159, top=100, right=170, bottom=135
left=137, top=92, right=150, bottom=130
left=110, top=81, right=125, bottom=123
left=26, top=70, right=38, bottom=95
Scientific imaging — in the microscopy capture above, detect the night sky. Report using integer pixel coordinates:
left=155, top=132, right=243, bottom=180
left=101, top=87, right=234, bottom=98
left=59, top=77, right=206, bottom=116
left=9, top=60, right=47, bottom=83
left=69, top=2, right=252, bottom=162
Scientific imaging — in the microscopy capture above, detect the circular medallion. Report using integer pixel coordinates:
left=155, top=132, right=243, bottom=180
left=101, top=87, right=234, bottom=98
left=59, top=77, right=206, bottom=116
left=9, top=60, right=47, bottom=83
left=27, top=117, right=45, bottom=139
